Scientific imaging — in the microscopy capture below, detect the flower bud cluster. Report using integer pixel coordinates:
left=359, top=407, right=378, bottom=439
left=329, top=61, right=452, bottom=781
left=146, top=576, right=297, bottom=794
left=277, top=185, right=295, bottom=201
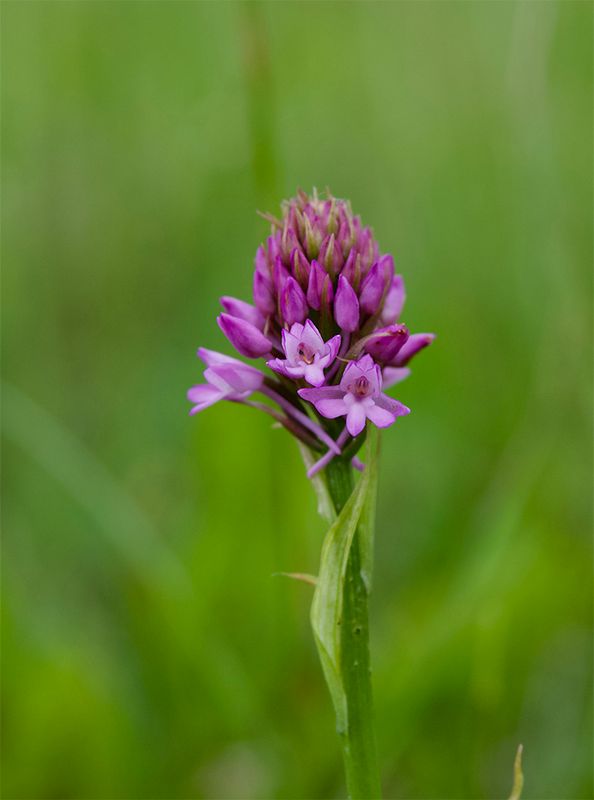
left=188, top=190, right=434, bottom=476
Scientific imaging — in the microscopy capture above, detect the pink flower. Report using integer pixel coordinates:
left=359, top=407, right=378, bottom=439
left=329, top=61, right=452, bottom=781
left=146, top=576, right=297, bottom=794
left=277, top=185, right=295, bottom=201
left=299, top=354, right=410, bottom=437
left=187, top=349, right=264, bottom=414
left=267, top=320, right=340, bottom=387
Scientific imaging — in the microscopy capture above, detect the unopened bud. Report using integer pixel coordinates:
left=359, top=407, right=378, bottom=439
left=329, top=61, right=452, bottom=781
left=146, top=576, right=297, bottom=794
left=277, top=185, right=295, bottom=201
left=253, top=270, right=275, bottom=315
left=281, top=223, right=300, bottom=264
left=273, top=256, right=289, bottom=294
left=303, top=212, right=322, bottom=259
left=359, top=262, right=385, bottom=315
left=363, top=324, right=409, bottom=364
left=334, top=275, right=360, bottom=332
left=320, top=273, right=334, bottom=320
left=280, top=276, right=308, bottom=325
left=306, top=259, right=326, bottom=310
left=220, top=296, right=264, bottom=329
left=291, top=247, right=310, bottom=289
left=319, top=233, right=343, bottom=277
left=218, top=313, right=272, bottom=358
left=341, top=249, right=362, bottom=291
left=381, top=274, right=405, bottom=324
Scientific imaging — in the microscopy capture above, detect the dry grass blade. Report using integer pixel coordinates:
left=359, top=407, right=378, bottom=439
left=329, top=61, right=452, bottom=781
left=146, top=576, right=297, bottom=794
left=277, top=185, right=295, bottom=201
left=508, top=744, right=524, bottom=800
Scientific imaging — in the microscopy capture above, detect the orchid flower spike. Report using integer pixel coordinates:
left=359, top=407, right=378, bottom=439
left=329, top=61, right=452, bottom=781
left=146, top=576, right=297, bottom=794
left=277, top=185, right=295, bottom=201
left=186, top=190, right=435, bottom=800
left=188, top=189, right=434, bottom=477
left=299, top=354, right=410, bottom=437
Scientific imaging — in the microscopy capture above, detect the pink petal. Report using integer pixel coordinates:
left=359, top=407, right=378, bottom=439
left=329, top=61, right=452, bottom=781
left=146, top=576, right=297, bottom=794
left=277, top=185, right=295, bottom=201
left=382, top=367, right=411, bottom=389
left=346, top=403, right=367, bottom=436
left=187, top=384, right=225, bottom=413
left=203, top=367, right=232, bottom=393
left=284, top=364, right=307, bottom=378
left=281, top=328, right=301, bottom=362
left=288, top=323, right=306, bottom=338
left=394, top=333, right=435, bottom=366
left=375, top=393, right=411, bottom=417
left=317, top=398, right=349, bottom=419
left=299, top=386, right=343, bottom=403
left=357, top=354, right=375, bottom=373
left=326, top=334, right=342, bottom=362
left=340, top=354, right=376, bottom=392
left=303, top=364, right=326, bottom=387
left=366, top=403, right=396, bottom=428
left=299, top=386, right=347, bottom=419
left=300, top=319, right=324, bottom=352
left=369, top=363, right=382, bottom=396
left=340, top=360, right=360, bottom=391
left=267, top=357, right=290, bottom=377
left=198, top=348, right=241, bottom=367
left=211, top=364, right=264, bottom=393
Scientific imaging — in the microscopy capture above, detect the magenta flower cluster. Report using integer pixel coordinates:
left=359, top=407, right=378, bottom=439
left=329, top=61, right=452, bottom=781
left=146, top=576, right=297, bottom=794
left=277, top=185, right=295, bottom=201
left=188, top=190, right=434, bottom=476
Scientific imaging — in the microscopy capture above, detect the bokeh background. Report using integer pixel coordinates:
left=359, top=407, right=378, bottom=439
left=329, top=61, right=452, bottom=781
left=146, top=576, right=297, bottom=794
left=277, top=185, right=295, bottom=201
left=2, top=2, right=592, bottom=799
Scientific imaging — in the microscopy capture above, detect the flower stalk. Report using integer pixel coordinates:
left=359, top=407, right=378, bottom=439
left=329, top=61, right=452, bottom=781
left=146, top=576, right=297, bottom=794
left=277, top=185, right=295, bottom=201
left=325, top=455, right=382, bottom=800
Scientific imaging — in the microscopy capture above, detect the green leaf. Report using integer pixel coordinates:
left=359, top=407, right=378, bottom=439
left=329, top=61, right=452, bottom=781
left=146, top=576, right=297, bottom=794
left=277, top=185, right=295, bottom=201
left=310, top=430, right=379, bottom=733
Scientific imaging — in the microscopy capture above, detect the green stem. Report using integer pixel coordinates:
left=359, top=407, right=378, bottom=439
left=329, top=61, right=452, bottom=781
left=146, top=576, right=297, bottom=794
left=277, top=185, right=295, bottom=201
left=325, top=457, right=382, bottom=800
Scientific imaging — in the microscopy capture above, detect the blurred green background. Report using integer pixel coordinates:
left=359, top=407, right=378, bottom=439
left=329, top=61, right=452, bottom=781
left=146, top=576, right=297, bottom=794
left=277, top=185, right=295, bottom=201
left=2, top=2, right=592, bottom=798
